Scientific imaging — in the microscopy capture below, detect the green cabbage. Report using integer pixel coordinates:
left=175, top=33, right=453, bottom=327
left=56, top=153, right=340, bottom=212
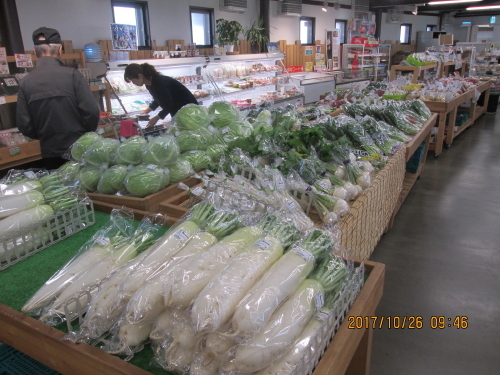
left=71, top=132, right=100, bottom=161
left=84, top=138, right=120, bottom=167
left=176, top=130, right=211, bottom=153
left=58, top=161, right=82, bottom=181
left=125, top=164, right=170, bottom=197
left=141, top=135, right=180, bottom=166
left=221, top=120, right=253, bottom=144
left=256, top=109, right=273, bottom=124
left=115, top=136, right=147, bottom=165
left=273, top=110, right=298, bottom=130
left=175, top=104, right=211, bottom=131
left=252, top=121, right=273, bottom=134
left=179, top=151, right=211, bottom=172
left=169, top=159, right=194, bottom=184
left=209, top=101, right=240, bottom=128
left=206, top=144, right=228, bottom=162
left=97, top=165, right=129, bottom=195
left=78, top=166, right=101, bottom=192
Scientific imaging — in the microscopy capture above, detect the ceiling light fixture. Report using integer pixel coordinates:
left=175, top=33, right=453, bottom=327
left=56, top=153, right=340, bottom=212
left=467, top=5, right=500, bottom=10
left=322, top=1, right=328, bottom=12
left=428, top=0, right=482, bottom=5
left=412, top=5, right=418, bottom=15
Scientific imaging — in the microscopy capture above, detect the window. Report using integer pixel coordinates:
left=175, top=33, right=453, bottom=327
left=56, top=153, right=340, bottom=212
left=400, top=24, right=412, bottom=44
left=426, top=25, right=437, bottom=31
left=190, top=7, right=214, bottom=48
left=300, top=17, right=315, bottom=45
left=335, top=20, right=347, bottom=44
left=111, top=1, right=151, bottom=49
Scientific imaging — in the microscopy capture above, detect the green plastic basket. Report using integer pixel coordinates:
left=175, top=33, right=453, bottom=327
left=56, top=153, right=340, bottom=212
left=0, top=345, right=60, bottom=375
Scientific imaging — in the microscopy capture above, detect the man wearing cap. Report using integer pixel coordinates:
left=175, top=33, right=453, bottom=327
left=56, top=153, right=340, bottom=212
left=16, top=27, right=99, bottom=169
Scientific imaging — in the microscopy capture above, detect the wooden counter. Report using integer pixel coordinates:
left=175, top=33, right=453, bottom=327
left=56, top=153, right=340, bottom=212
left=390, top=63, right=438, bottom=84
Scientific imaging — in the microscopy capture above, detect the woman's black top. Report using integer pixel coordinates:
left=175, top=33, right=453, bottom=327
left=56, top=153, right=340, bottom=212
left=146, top=75, right=198, bottom=119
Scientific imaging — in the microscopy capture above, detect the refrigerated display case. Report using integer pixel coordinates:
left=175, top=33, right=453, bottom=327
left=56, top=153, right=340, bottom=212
left=341, top=44, right=391, bottom=81
left=105, top=53, right=304, bottom=122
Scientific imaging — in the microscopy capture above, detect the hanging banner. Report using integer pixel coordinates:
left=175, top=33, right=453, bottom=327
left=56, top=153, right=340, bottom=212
left=110, top=23, right=138, bottom=50
left=0, top=48, right=8, bottom=74
left=326, top=30, right=341, bottom=70
left=15, top=54, right=33, bottom=68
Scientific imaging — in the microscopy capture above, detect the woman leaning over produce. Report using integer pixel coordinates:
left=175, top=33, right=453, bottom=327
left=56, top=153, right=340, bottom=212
left=124, top=63, right=199, bottom=127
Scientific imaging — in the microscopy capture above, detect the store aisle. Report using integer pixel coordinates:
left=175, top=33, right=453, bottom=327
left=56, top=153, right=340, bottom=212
left=370, top=114, right=500, bottom=375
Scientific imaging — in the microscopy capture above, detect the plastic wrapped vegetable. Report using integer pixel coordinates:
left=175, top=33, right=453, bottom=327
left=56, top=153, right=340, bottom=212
left=176, top=130, right=211, bottom=152
left=58, top=161, right=82, bottom=182
left=97, top=165, right=129, bottom=195
left=83, top=137, right=120, bottom=167
left=206, top=143, right=228, bottom=162
left=78, top=166, right=102, bottom=192
left=221, top=121, right=253, bottom=144
left=125, top=165, right=169, bottom=197
left=71, top=132, right=100, bottom=161
left=141, top=135, right=180, bottom=167
left=175, top=104, right=211, bottom=131
left=209, top=101, right=240, bottom=128
left=179, top=151, right=212, bottom=173
left=114, top=136, right=147, bottom=165
left=337, top=115, right=381, bottom=156
left=169, top=159, right=194, bottom=184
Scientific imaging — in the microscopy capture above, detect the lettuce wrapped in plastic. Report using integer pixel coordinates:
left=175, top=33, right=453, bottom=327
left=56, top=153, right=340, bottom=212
left=209, top=101, right=240, bottom=128
left=252, top=121, right=273, bottom=134
left=176, top=130, right=211, bottom=153
left=58, top=161, right=82, bottom=182
left=179, top=151, right=211, bottom=172
left=141, top=135, right=180, bottom=166
left=83, top=137, right=120, bottom=167
left=169, top=159, right=194, bottom=184
left=221, top=120, right=253, bottom=144
left=273, top=110, right=299, bottom=130
left=256, top=109, right=273, bottom=124
left=125, top=164, right=170, bottom=197
left=175, top=104, right=211, bottom=131
left=206, top=143, right=228, bottom=162
left=78, top=166, right=101, bottom=192
left=97, top=165, right=129, bottom=195
left=114, top=136, right=147, bottom=165
left=71, top=132, right=100, bottom=161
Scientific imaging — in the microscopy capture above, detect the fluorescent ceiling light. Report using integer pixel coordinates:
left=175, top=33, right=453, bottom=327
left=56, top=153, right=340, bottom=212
left=322, top=1, right=328, bottom=11
left=467, top=5, right=500, bottom=10
left=477, top=24, right=492, bottom=27
left=428, top=0, right=482, bottom=5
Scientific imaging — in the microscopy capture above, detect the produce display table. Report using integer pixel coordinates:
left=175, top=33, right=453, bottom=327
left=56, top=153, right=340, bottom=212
left=0, top=211, right=385, bottom=375
left=426, top=81, right=491, bottom=156
left=438, top=60, right=467, bottom=78
left=390, top=63, right=438, bottom=84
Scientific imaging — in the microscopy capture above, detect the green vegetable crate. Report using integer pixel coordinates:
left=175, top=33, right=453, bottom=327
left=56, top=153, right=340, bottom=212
left=406, top=141, right=426, bottom=174
left=0, top=344, right=59, bottom=374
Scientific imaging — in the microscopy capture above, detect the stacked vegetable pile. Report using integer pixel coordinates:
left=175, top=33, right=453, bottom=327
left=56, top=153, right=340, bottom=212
left=23, top=196, right=362, bottom=375
left=0, top=170, right=82, bottom=265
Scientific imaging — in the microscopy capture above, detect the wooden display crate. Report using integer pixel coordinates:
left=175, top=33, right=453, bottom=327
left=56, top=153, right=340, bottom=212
left=0, top=141, right=42, bottom=170
left=92, top=200, right=179, bottom=225
left=158, top=182, right=204, bottom=219
left=87, top=176, right=201, bottom=212
left=0, top=257, right=384, bottom=375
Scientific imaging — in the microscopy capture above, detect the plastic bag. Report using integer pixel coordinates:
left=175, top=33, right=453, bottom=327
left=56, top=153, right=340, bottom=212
left=141, top=135, right=180, bottom=167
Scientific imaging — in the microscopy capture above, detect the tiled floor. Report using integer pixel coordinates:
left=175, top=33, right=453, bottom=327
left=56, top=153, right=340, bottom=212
left=370, top=113, right=500, bottom=374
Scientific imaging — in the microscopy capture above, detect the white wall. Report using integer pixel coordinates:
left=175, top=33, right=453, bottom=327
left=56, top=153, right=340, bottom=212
left=443, top=16, right=500, bottom=44
left=380, top=13, right=440, bottom=43
left=269, top=2, right=352, bottom=44
left=15, top=0, right=258, bottom=50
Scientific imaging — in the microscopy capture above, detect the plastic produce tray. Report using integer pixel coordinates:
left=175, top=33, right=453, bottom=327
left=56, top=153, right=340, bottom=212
left=0, top=344, right=60, bottom=375
left=0, top=201, right=95, bottom=271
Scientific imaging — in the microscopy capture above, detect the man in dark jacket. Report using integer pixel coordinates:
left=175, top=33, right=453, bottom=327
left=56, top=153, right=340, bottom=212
left=16, top=27, right=99, bottom=169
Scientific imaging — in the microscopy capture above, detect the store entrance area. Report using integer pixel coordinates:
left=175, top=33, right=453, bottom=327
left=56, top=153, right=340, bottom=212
left=370, top=114, right=500, bottom=374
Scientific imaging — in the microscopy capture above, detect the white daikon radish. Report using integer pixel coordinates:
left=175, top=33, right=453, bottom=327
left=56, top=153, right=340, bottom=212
left=0, top=205, right=53, bottom=238
left=0, top=190, right=44, bottom=219
left=150, top=309, right=174, bottom=340
left=0, top=180, right=42, bottom=196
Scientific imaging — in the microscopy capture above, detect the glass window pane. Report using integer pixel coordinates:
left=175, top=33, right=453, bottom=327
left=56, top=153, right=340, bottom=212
left=400, top=25, right=410, bottom=43
left=191, top=12, right=210, bottom=45
left=300, top=18, right=314, bottom=44
left=336, top=21, right=345, bottom=43
left=113, top=6, right=137, bottom=26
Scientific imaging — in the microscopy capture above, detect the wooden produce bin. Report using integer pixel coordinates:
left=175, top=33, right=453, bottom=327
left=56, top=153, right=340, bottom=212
left=425, top=81, right=490, bottom=156
left=88, top=176, right=201, bottom=213
left=0, top=140, right=42, bottom=170
left=92, top=200, right=179, bottom=225
left=158, top=182, right=204, bottom=219
left=0, top=254, right=384, bottom=375
left=390, top=63, right=438, bottom=84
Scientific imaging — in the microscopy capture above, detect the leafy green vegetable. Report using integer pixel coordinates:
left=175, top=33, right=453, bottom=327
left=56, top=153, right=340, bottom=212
left=58, top=161, right=82, bottom=181
left=175, top=104, right=211, bottom=131
left=209, top=101, right=240, bottom=128
left=206, top=143, right=228, bottom=162
left=141, top=135, right=180, bottom=166
left=125, top=164, right=169, bottom=197
left=114, top=136, right=147, bottom=165
left=176, top=130, right=211, bottom=152
left=83, top=137, right=120, bottom=167
left=169, top=159, right=194, bottom=183
left=256, top=109, right=272, bottom=124
left=221, top=120, right=253, bottom=144
left=71, top=132, right=100, bottom=161
left=252, top=121, right=273, bottom=134
left=286, top=126, right=325, bottom=156
left=78, top=166, right=101, bottom=192
left=97, top=165, right=129, bottom=194
left=179, top=151, right=212, bottom=172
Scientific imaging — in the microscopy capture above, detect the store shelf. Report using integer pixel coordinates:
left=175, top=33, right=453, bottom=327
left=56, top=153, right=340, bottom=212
left=390, top=63, right=438, bottom=84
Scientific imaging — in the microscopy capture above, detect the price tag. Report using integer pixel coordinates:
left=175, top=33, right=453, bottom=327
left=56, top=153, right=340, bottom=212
left=99, top=84, right=106, bottom=90
left=147, top=164, right=157, bottom=170
left=314, top=291, right=324, bottom=310
left=221, top=127, right=230, bottom=134
left=24, top=171, right=37, bottom=180
left=276, top=179, right=286, bottom=191
left=174, top=229, right=190, bottom=243
left=294, top=247, right=314, bottom=262
left=315, top=309, right=331, bottom=323
left=261, top=178, right=271, bottom=189
left=253, top=239, right=272, bottom=250
left=286, top=200, right=296, bottom=211
left=65, top=225, right=74, bottom=235
left=191, top=186, right=204, bottom=196
left=95, top=236, right=110, bottom=246
left=0, top=97, right=5, bottom=105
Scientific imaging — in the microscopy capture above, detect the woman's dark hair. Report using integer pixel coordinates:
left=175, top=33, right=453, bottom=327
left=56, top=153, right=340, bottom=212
left=124, top=63, right=161, bottom=83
